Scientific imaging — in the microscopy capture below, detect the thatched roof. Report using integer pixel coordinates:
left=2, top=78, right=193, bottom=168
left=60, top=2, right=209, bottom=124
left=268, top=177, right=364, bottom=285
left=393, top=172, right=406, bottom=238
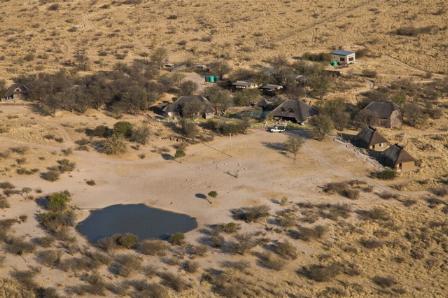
left=382, top=144, right=415, bottom=167
left=2, top=83, right=28, bottom=98
left=163, top=96, right=214, bottom=116
left=362, top=101, right=399, bottom=119
left=356, top=126, right=388, bottom=148
left=269, top=99, right=316, bottom=123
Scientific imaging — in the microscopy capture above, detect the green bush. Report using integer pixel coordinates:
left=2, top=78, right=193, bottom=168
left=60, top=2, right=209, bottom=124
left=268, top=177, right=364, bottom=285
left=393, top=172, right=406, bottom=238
left=208, top=191, right=218, bottom=198
left=86, top=125, right=113, bottom=138
left=46, top=191, right=71, bottom=212
left=100, top=135, right=127, bottom=155
left=138, top=240, right=169, bottom=256
left=113, top=121, right=133, bottom=138
left=299, top=263, right=342, bottom=282
left=205, top=119, right=250, bottom=135
left=372, top=169, right=396, bottom=180
left=115, top=233, right=139, bottom=249
left=168, top=233, right=185, bottom=245
left=40, top=170, right=60, bottom=182
left=232, top=205, right=270, bottom=223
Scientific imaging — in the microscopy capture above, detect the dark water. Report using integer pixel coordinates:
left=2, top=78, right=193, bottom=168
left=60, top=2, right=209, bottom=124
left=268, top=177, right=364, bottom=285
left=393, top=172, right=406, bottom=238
left=76, top=204, right=198, bottom=243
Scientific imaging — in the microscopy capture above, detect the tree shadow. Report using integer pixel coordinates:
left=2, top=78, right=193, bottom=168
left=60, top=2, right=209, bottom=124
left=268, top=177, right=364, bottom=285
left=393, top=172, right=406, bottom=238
left=262, top=142, right=287, bottom=156
left=161, top=153, right=174, bottom=160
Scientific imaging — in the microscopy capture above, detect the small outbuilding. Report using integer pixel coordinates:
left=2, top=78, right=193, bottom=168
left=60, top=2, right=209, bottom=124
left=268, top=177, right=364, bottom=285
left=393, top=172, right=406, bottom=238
left=232, top=81, right=259, bottom=90
left=2, top=84, right=28, bottom=101
left=358, top=101, right=402, bottom=129
left=331, top=50, right=356, bottom=65
left=260, top=84, right=283, bottom=96
left=381, top=144, right=416, bottom=172
left=355, top=126, right=388, bottom=151
left=163, top=96, right=215, bottom=119
left=269, top=99, right=316, bottom=124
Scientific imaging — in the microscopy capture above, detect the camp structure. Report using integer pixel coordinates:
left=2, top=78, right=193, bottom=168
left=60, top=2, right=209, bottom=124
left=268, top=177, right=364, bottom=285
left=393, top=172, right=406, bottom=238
left=260, top=84, right=284, bottom=96
left=1, top=84, right=28, bottom=101
left=381, top=144, right=416, bottom=172
left=163, top=96, right=215, bottom=119
left=269, top=99, right=316, bottom=124
left=232, top=81, right=259, bottom=90
left=358, top=101, right=402, bottom=129
left=331, top=50, right=356, bottom=65
left=355, top=126, right=388, bottom=150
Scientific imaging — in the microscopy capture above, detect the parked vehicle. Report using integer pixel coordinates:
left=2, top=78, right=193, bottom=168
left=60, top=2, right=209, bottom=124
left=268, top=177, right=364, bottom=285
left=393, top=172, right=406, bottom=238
left=268, top=126, right=286, bottom=133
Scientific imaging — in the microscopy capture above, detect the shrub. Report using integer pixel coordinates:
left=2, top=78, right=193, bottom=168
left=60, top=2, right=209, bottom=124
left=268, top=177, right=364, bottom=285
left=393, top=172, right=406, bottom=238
left=186, top=244, right=208, bottom=256
left=4, top=237, right=36, bottom=255
left=86, top=125, right=113, bottom=138
left=0, top=197, right=9, bottom=209
left=372, top=169, right=396, bottom=180
left=32, top=236, right=55, bottom=248
left=291, top=225, right=327, bottom=241
left=37, top=250, right=62, bottom=267
left=56, top=159, right=76, bottom=173
left=138, top=240, right=169, bottom=256
left=40, top=170, right=60, bottom=182
left=182, top=260, right=199, bottom=273
left=372, top=276, right=397, bottom=288
left=36, top=210, right=75, bottom=235
left=168, top=233, right=185, bottom=245
left=358, top=207, right=391, bottom=222
left=113, top=121, right=133, bottom=138
left=45, top=191, right=71, bottom=212
left=227, top=234, right=259, bottom=255
left=179, top=81, right=198, bottom=96
left=214, top=222, right=240, bottom=234
left=302, top=52, right=332, bottom=62
left=205, top=119, right=250, bottom=135
left=323, top=182, right=360, bottom=199
left=0, top=182, right=15, bottom=189
left=208, top=191, right=218, bottom=198
left=360, top=238, right=383, bottom=249
left=299, top=263, right=342, bottom=282
left=309, top=114, right=333, bottom=140
left=180, top=119, right=198, bottom=138
left=100, top=135, right=127, bottom=155
left=110, top=254, right=142, bottom=277
left=272, top=240, right=298, bottom=260
left=257, top=252, right=286, bottom=270
left=130, top=125, right=150, bottom=144
left=158, top=272, right=191, bottom=292
left=174, top=147, right=186, bottom=159
left=115, top=233, right=139, bottom=249
left=231, top=205, right=270, bottom=223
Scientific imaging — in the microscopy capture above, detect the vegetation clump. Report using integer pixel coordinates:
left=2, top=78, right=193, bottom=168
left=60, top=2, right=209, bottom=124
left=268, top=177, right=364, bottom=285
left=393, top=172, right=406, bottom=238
left=231, top=205, right=270, bottom=223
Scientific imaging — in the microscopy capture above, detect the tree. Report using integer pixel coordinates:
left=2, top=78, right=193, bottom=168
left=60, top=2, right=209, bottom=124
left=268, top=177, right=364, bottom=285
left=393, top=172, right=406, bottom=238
left=309, top=114, right=333, bottom=140
left=0, top=80, right=6, bottom=96
left=74, top=49, right=90, bottom=71
left=319, top=99, right=350, bottom=131
left=208, top=60, right=231, bottom=79
left=182, top=99, right=204, bottom=119
left=151, top=48, right=168, bottom=68
left=308, top=74, right=330, bottom=99
left=403, top=102, right=428, bottom=127
left=179, top=80, right=198, bottom=96
left=203, top=86, right=232, bottom=114
left=233, top=89, right=260, bottom=106
left=285, top=136, right=305, bottom=162
left=180, top=119, right=198, bottom=138
left=174, top=144, right=187, bottom=159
